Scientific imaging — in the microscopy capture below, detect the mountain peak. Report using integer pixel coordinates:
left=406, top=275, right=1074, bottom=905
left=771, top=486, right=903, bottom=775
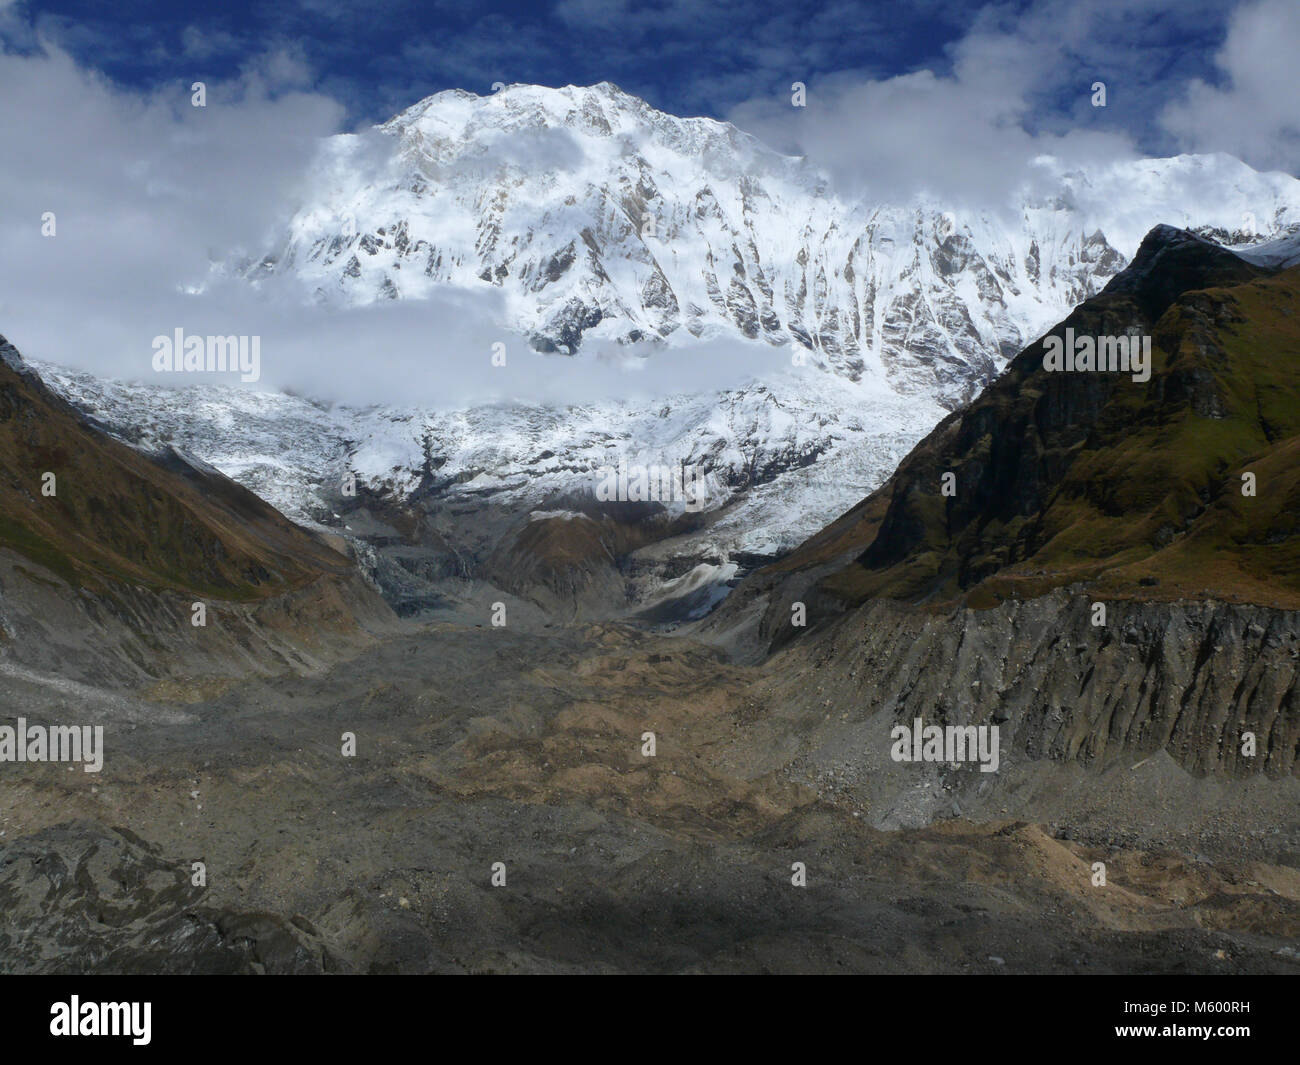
left=0, top=333, right=28, bottom=374
left=385, top=80, right=681, bottom=138
left=255, top=86, right=1300, bottom=401
left=1100, top=223, right=1266, bottom=321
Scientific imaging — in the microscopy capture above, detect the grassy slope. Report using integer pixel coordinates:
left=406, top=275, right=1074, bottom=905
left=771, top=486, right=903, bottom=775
left=0, top=352, right=353, bottom=601
left=809, top=252, right=1300, bottom=609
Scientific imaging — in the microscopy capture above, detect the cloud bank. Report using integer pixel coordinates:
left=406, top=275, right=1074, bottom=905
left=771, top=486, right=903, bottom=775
left=725, top=0, right=1299, bottom=206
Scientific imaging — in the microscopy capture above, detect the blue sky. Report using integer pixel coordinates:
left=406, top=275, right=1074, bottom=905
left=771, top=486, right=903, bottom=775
left=0, top=0, right=1254, bottom=149
left=7, top=0, right=980, bottom=121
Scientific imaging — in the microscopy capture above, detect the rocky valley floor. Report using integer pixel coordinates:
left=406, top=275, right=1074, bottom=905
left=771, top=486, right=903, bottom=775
left=2, top=616, right=1297, bottom=974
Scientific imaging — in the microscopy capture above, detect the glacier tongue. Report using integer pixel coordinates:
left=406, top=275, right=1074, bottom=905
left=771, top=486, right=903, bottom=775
left=33, top=359, right=941, bottom=567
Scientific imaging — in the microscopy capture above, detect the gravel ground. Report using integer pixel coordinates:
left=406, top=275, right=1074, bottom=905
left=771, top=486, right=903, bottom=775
left=1, top=621, right=1297, bottom=973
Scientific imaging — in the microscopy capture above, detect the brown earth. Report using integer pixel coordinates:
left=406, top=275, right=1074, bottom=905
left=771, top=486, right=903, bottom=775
left=2, top=619, right=1296, bottom=974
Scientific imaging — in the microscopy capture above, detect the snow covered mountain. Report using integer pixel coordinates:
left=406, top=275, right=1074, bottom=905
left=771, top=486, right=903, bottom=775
left=239, top=82, right=1300, bottom=407
left=36, top=358, right=938, bottom=605
left=35, top=83, right=1300, bottom=617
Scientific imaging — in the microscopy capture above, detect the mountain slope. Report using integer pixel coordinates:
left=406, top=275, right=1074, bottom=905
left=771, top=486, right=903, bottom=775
left=0, top=335, right=394, bottom=686
left=692, top=226, right=1300, bottom=781
left=0, top=336, right=354, bottom=598
left=710, top=226, right=1300, bottom=657
left=32, top=86, right=1300, bottom=620
left=837, top=228, right=1300, bottom=608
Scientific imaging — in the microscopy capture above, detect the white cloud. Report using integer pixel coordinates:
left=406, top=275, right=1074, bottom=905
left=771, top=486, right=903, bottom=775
left=1161, top=0, right=1300, bottom=174
left=722, top=0, right=1288, bottom=208
left=728, top=66, right=1137, bottom=210
left=0, top=43, right=336, bottom=383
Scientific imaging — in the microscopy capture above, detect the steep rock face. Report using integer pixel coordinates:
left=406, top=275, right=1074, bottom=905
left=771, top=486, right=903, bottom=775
left=839, top=233, right=1298, bottom=610
left=694, top=225, right=1300, bottom=782
left=757, top=592, right=1300, bottom=780
left=842, top=231, right=1271, bottom=594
